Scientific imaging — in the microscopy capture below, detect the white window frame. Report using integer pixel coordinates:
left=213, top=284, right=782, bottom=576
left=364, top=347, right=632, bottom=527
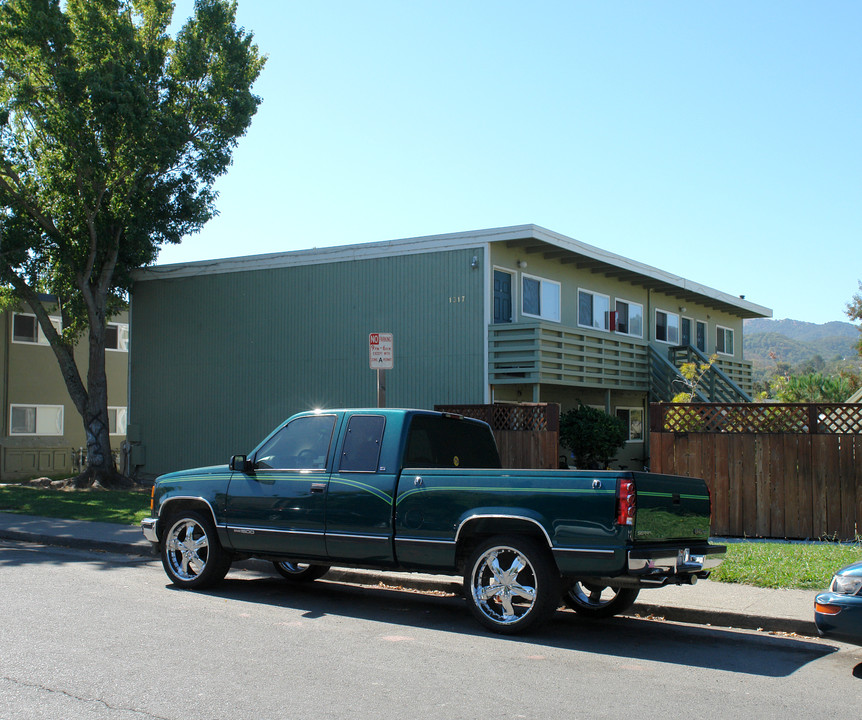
left=521, top=273, right=561, bottom=323
left=655, top=309, right=680, bottom=345
left=614, top=298, right=643, bottom=338
left=11, top=312, right=62, bottom=346
left=9, top=404, right=64, bottom=436
left=105, top=322, right=130, bottom=352
left=108, top=407, right=128, bottom=436
left=577, top=288, right=611, bottom=332
left=716, top=325, right=734, bottom=356
left=615, top=407, right=644, bottom=443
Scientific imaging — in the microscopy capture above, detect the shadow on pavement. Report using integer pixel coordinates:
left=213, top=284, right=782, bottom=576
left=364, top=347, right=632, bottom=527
left=175, top=564, right=837, bottom=679
left=0, top=538, right=151, bottom=572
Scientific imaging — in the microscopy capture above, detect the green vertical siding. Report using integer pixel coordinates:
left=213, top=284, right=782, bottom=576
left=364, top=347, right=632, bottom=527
left=130, top=248, right=486, bottom=475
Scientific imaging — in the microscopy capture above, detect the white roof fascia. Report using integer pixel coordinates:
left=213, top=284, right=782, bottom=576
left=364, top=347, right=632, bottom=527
left=133, top=223, right=771, bottom=318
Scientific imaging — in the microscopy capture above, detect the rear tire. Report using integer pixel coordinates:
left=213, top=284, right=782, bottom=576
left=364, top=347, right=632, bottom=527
left=272, top=561, right=329, bottom=582
left=464, top=535, right=560, bottom=634
left=563, top=582, right=640, bottom=618
left=161, top=510, right=231, bottom=590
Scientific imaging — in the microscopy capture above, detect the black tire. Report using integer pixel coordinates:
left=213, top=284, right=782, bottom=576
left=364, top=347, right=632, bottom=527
left=463, top=535, right=560, bottom=635
left=563, top=582, right=640, bottom=618
left=160, top=510, right=231, bottom=590
left=272, top=561, right=329, bottom=582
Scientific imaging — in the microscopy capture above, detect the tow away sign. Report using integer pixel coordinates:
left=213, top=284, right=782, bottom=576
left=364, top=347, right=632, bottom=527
left=369, top=333, right=394, bottom=369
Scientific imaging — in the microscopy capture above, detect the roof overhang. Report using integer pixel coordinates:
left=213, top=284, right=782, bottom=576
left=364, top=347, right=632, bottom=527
left=133, top=223, right=772, bottom=319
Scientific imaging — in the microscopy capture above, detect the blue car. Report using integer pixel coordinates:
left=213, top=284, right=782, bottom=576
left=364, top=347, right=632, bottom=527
left=815, top=560, right=862, bottom=645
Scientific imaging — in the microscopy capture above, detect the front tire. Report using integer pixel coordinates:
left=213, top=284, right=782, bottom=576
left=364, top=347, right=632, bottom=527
left=272, top=561, right=329, bottom=582
left=464, top=535, right=560, bottom=634
left=563, top=582, right=640, bottom=618
left=161, top=510, right=231, bottom=589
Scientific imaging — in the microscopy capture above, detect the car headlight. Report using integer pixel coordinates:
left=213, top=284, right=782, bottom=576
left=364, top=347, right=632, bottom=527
left=830, top=575, right=862, bottom=595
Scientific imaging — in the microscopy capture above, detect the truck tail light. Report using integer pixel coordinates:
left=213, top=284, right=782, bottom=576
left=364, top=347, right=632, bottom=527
left=616, top=478, right=636, bottom=526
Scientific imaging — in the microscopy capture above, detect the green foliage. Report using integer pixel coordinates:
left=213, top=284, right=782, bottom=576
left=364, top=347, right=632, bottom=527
left=559, top=404, right=627, bottom=469
left=671, top=353, right=718, bottom=403
left=0, top=0, right=266, bottom=480
left=769, top=371, right=856, bottom=403
left=848, top=280, right=862, bottom=358
left=711, top=541, right=862, bottom=590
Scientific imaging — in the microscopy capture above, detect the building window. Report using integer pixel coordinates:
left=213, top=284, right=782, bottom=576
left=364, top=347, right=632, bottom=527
left=10, top=404, right=64, bottom=436
left=108, top=407, right=128, bottom=435
left=614, top=299, right=643, bottom=337
left=105, top=323, right=129, bottom=352
left=578, top=289, right=610, bottom=331
left=616, top=407, right=644, bottom=442
left=655, top=309, right=680, bottom=344
left=696, top=320, right=707, bottom=352
left=716, top=326, right=734, bottom=355
left=521, top=274, right=560, bottom=322
left=12, top=313, right=61, bottom=345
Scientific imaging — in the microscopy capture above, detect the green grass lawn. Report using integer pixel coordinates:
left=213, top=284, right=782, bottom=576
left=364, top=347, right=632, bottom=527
left=1, top=483, right=859, bottom=590
left=710, top=540, right=862, bottom=590
left=0, top=484, right=150, bottom=525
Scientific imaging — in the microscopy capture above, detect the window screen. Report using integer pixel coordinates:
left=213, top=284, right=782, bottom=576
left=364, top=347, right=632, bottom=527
left=12, top=315, right=38, bottom=343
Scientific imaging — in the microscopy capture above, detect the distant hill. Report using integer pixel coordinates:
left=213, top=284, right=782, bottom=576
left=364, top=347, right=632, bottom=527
left=743, top=318, right=861, bottom=371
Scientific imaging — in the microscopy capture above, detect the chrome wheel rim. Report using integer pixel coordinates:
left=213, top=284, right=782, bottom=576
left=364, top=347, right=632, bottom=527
left=165, top=518, right=210, bottom=581
left=276, top=561, right=312, bottom=575
left=568, top=582, right=620, bottom=609
left=471, top=545, right=538, bottom=626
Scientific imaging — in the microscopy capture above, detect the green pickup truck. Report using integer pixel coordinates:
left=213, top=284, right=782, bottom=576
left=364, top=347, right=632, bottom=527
left=142, top=408, right=724, bottom=634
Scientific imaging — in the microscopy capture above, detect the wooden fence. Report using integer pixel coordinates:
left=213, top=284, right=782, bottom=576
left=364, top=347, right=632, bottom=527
left=435, top=403, right=560, bottom=470
left=650, top=403, right=862, bottom=540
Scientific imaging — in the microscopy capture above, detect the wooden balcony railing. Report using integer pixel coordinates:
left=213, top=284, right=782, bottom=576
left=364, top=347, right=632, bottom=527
left=488, top=322, right=650, bottom=391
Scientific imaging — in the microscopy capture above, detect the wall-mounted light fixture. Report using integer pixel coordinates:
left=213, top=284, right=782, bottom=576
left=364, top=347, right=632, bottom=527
left=471, top=256, right=479, bottom=269
left=679, top=306, right=687, bottom=313
left=516, top=260, right=527, bottom=269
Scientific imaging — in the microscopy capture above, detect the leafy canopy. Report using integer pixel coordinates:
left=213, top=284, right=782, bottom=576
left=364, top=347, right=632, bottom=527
left=0, top=0, right=266, bottom=338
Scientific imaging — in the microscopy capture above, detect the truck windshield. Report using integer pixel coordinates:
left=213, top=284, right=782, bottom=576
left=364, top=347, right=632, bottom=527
left=403, top=415, right=501, bottom=469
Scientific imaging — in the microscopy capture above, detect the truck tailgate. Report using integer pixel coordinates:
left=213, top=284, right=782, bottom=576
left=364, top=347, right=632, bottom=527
left=630, top=471, right=712, bottom=543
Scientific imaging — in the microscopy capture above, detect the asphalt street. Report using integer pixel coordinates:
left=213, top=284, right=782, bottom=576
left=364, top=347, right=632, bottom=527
left=1, top=539, right=861, bottom=720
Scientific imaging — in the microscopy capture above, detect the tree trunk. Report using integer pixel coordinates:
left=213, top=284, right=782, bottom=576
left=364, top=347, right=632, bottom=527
left=72, top=292, right=129, bottom=489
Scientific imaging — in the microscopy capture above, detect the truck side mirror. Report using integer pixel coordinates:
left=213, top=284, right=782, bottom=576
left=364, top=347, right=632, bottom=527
left=229, top=454, right=254, bottom=472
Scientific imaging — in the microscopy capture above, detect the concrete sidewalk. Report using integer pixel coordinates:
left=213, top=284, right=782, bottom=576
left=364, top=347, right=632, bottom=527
left=0, top=511, right=818, bottom=637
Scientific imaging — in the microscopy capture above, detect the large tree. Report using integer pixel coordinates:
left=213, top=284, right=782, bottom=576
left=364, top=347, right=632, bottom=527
left=0, top=0, right=265, bottom=487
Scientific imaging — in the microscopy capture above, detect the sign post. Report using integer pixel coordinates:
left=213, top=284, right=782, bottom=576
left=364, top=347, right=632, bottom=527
left=369, top=333, right=394, bottom=408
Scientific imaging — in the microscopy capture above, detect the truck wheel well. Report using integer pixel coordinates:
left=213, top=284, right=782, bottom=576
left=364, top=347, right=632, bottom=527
left=159, top=498, right=218, bottom=529
left=455, top=518, right=554, bottom=573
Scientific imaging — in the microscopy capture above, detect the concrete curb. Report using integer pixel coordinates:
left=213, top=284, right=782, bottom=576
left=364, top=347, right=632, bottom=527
left=0, top=527, right=157, bottom=558
left=629, top=603, right=818, bottom=637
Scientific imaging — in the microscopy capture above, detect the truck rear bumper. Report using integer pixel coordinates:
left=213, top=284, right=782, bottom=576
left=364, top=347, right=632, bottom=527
left=627, top=544, right=726, bottom=585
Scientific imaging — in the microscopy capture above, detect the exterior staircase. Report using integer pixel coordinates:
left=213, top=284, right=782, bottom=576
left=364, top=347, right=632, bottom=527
left=649, top=345, right=752, bottom=403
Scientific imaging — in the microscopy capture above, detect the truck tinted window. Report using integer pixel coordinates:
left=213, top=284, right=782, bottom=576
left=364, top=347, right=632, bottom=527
left=339, top=415, right=385, bottom=472
left=403, top=415, right=501, bottom=469
left=255, top=414, right=336, bottom=470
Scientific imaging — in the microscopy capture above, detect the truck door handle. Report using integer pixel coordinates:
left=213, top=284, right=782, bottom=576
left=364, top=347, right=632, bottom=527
left=311, top=483, right=327, bottom=493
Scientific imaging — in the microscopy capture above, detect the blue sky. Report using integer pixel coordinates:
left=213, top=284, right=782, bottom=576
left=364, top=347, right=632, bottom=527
left=161, top=1, right=861, bottom=325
